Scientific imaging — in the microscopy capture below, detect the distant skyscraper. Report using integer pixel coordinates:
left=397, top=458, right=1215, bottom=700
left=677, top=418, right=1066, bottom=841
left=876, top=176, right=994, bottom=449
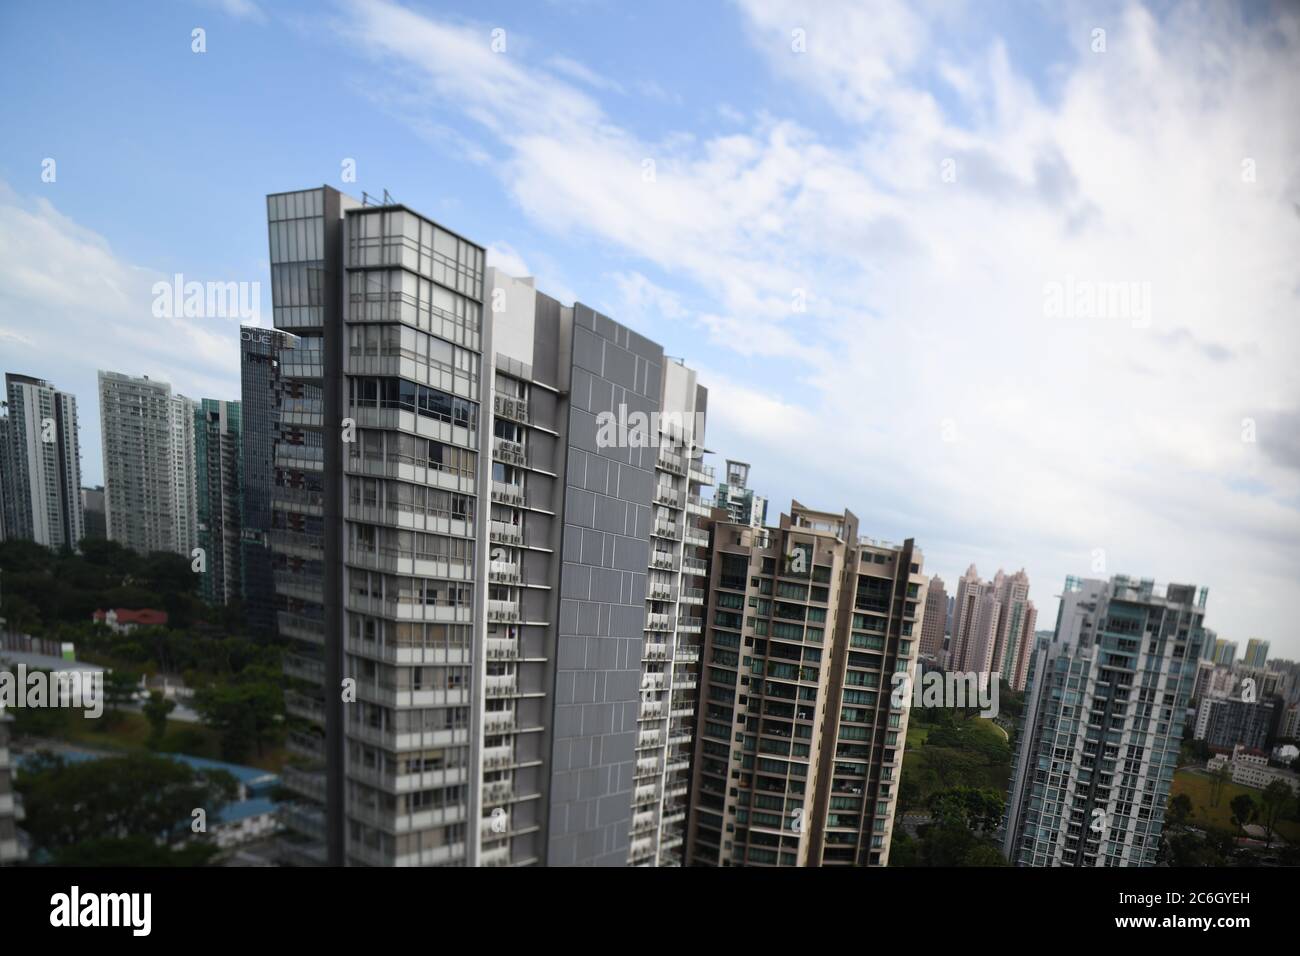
left=994, top=569, right=1037, bottom=692
left=949, top=565, right=1037, bottom=690
left=713, top=459, right=767, bottom=528
left=170, top=393, right=199, bottom=557
left=98, top=370, right=196, bottom=557
left=1004, top=576, right=1210, bottom=867
left=949, top=565, right=1001, bottom=673
left=1244, top=638, right=1269, bottom=669
left=919, top=574, right=947, bottom=659
left=1213, top=637, right=1238, bottom=666
left=239, top=324, right=300, bottom=637
left=1194, top=695, right=1276, bottom=752
left=0, top=373, right=84, bottom=549
left=80, top=486, right=106, bottom=540
left=686, top=503, right=925, bottom=867
left=195, top=399, right=242, bottom=606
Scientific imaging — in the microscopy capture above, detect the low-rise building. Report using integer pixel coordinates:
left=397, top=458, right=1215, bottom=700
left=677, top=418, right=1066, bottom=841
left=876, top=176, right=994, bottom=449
left=91, top=608, right=169, bottom=634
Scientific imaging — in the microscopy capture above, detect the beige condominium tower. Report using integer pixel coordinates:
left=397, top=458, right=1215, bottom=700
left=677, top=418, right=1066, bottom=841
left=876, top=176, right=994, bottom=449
left=686, top=501, right=925, bottom=866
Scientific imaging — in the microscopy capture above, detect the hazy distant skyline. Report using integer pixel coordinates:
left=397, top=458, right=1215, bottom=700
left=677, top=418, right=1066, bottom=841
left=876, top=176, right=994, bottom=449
left=1, top=0, right=1296, bottom=654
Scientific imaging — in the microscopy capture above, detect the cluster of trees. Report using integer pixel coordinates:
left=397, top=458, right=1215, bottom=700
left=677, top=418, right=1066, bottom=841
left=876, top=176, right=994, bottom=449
left=898, top=708, right=1011, bottom=813
left=15, top=752, right=237, bottom=866
left=890, top=787, right=1008, bottom=867
left=0, top=538, right=216, bottom=633
left=2, top=538, right=285, bottom=764
left=1160, top=781, right=1300, bottom=866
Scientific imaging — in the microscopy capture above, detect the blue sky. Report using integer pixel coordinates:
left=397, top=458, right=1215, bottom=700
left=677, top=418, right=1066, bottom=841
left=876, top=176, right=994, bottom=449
left=1, top=0, right=1298, bottom=654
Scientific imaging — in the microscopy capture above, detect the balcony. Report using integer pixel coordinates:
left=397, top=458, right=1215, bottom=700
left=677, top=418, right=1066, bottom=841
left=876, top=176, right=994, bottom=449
left=679, top=587, right=704, bottom=606
left=648, top=582, right=674, bottom=601
left=675, top=644, right=700, bottom=663
left=650, top=551, right=677, bottom=571
left=493, top=437, right=527, bottom=467
left=632, top=810, right=657, bottom=834
left=485, top=674, right=517, bottom=698
left=484, top=710, right=516, bottom=734
left=487, top=599, right=521, bottom=623
left=689, top=461, right=715, bottom=485
left=635, top=756, right=661, bottom=779
left=645, top=613, right=672, bottom=633
left=286, top=730, right=324, bottom=761
left=656, top=449, right=686, bottom=475
left=686, top=495, right=711, bottom=517
left=483, top=744, right=513, bottom=769
left=683, top=526, right=709, bottom=548
left=489, top=561, right=520, bottom=584
left=630, top=836, right=655, bottom=860
left=283, top=652, right=324, bottom=684
left=643, top=642, right=668, bottom=661
left=486, top=637, right=519, bottom=660
left=494, top=393, right=530, bottom=425
left=677, top=617, right=703, bottom=635
left=641, top=672, right=666, bottom=692
left=682, top=557, right=708, bottom=576
left=652, top=520, right=679, bottom=540
left=282, top=765, right=327, bottom=802
left=653, top=486, right=681, bottom=508
left=639, top=699, right=664, bottom=720
left=483, top=781, right=513, bottom=806
left=637, top=730, right=663, bottom=750
left=490, top=521, right=523, bottom=546
left=490, top=480, right=526, bottom=506
left=285, top=690, right=326, bottom=724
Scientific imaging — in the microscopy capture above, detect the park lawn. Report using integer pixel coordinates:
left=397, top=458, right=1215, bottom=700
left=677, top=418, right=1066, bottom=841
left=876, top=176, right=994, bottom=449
left=56, top=710, right=289, bottom=773
left=906, top=724, right=931, bottom=749
left=1171, top=769, right=1300, bottom=843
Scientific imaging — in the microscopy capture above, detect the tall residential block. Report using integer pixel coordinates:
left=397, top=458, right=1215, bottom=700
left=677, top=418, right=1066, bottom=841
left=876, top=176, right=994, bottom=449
left=1243, top=638, right=1269, bottom=669
left=195, top=398, right=243, bottom=606
left=80, top=486, right=106, bottom=540
left=686, top=502, right=924, bottom=867
left=1004, top=575, right=1209, bottom=867
left=949, top=565, right=1001, bottom=673
left=713, top=459, right=767, bottom=528
left=0, top=373, right=84, bottom=549
left=996, top=569, right=1038, bottom=692
left=265, top=186, right=711, bottom=867
left=98, top=370, right=197, bottom=557
left=1213, top=637, right=1237, bottom=666
left=918, top=574, right=947, bottom=660
left=239, top=324, right=300, bottom=637
left=948, top=564, right=1037, bottom=690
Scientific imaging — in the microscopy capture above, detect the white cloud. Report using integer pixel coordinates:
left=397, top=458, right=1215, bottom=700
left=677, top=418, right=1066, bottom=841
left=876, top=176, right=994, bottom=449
left=311, top=2, right=1300, bottom=649
left=0, top=183, right=249, bottom=485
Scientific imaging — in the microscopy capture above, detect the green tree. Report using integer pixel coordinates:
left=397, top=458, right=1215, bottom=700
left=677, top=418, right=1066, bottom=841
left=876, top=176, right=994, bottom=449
left=1209, top=765, right=1231, bottom=807
left=102, top=668, right=140, bottom=719
left=1167, top=792, right=1193, bottom=828
left=142, top=690, right=176, bottom=747
left=15, top=751, right=237, bottom=859
left=1229, top=793, right=1257, bottom=835
left=1257, top=780, right=1294, bottom=846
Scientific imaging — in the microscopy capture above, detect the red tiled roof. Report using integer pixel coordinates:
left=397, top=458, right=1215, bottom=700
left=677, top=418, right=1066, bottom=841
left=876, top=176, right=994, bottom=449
left=92, top=608, right=169, bottom=626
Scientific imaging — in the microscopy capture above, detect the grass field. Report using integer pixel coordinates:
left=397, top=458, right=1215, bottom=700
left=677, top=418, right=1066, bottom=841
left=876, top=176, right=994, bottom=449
left=1171, top=769, right=1300, bottom=842
left=39, top=710, right=289, bottom=773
